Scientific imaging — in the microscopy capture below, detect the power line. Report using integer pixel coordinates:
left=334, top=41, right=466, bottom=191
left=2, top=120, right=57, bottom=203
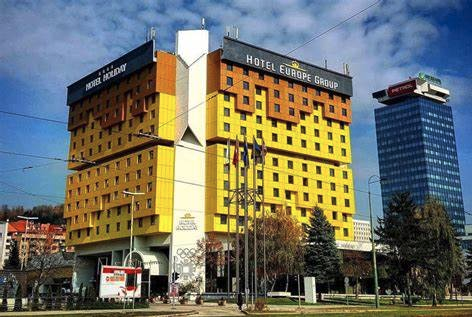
left=0, top=161, right=66, bottom=174
left=0, top=180, right=63, bottom=205
left=0, top=110, right=67, bottom=124
left=0, top=150, right=69, bottom=162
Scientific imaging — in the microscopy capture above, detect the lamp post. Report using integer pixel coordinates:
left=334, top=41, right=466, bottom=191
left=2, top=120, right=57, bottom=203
left=368, top=175, right=382, bottom=309
left=122, top=191, right=144, bottom=311
left=18, top=216, right=38, bottom=271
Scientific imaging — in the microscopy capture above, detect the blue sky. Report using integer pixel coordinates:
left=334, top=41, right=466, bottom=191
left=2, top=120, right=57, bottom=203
left=0, top=0, right=471, bottom=222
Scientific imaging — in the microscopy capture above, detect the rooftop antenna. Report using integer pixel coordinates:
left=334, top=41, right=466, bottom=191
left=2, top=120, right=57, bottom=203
left=225, top=25, right=239, bottom=39
left=150, top=27, right=157, bottom=41
left=201, top=18, right=206, bottom=30
left=345, top=63, right=350, bottom=76
left=324, top=59, right=328, bottom=69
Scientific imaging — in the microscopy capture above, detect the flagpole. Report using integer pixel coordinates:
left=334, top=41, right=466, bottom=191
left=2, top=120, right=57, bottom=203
left=262, top=139, right=267, bottom=300
left=243, top=136, right=249, bottom=308
left=252, top=137, right=258, bottom=303
left=226, top=138, right=231, bottom=299
left=235, top=136, right=240, bottom=295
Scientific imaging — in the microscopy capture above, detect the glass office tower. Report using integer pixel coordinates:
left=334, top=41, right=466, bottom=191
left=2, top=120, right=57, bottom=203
left=373, top=76, right=465, bottom=235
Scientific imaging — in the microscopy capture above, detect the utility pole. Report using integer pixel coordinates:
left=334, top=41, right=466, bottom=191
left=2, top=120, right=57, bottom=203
left=368, top=175, right=381, bottom=309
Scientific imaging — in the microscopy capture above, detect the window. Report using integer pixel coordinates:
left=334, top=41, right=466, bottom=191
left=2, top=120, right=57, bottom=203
left=272, top=158, right=278, bottom=166
left=240, top=126, right=247, bottom=135
left=314, top=115, right=319, bottom=123
left=256, top=87, right=262, bottom=95
left=328, top=132, right=333, bottom=140
left=331, top=197, right=337, bottom=206
left=341, top=135, right=346, bottom=143
left=240, top=112, right=247, bottom=120
left=224, top=94, right=230, bottom=101
left=317, top=180, right=322, bottom=189
left=301, top=139, right=306, bottom=148
left=341, top=96, right=347, bottom=103
left=150, top=215, right=156, bottom=225
left=328, top=145, right=334, bottom=154
left=288, top=94, right=294, bottom=102
left=273, top=188, right=279, bottom=197
left=314, top=129, right=320, bottom=137
left=303, top=98, right=308, bottom=106
left=343, top=213, right=348, bottom=222
left=274, top=90, right=280, bottom=98
left=301, top=126, right=306, bottom=134
left=285, top=191, right=291, bottom=200
left=224, top=123, right=230, bottom=132
left=342, top=108, right=348, bottom=116
left=302, top=86, right=307, bottom=92
left=226, top=63, right=233, bottom=71
left=288, top=81, right=293, bottom=88
left=301, top=208, right=307, bottom=217
left=302, top=163, right=308, bottom=172
left=343, top=228, right=349, bottom=237
left=317, top=195, right=323, bottom=204
left=106, top=224, right=110, bottom=233
left=96, top=226, right=100, bottom=235
left=256, top=115, right=262, bottom=124
left=316, top=166, right=322, bottom=174
left=303, top=178, right=308, bottom=186
left=272, top=133, right=278, bottom=142
left=343, top=171, right=348, bottom=179
left=288, top=175, right=294, bottom=184
left=243, top=81, right=249, bottom=90
left=345, top=199, right=350, bottom=207
left=332, top=211, right=338, bottom=220
left=274, top=104, right=280, bottom=112
left=116, top=222, right=121, bottom=232
left=147, top=198, right=152, bottom=208
left=330, top=169, right=335, bottom=177
left=220, top=214, right=228, bottom=225
left=329, top=105, right=335, bottom=113
left=289, top=107, right=295, bottom=116
left=341, top=148, right=347, bottom=156
left=273, top=173, right=279, bottom=182
left=315, top=143, right=320, bottom=151
left=287, top=160, right=293, bottom=169
left=256, top=130, right=262, bottom=138
left=258, top=73, right=264, bottom=80
left=300, top=112, right=305, bottom=120
left=224, top=108, right=230, bottom=116
left=330, top=183, right=336, bottom=191
left=286, top=136, right=292, bottom=145
left=344, top=185, right=349, bottom=193
left=138, top=218, right=143, bottom=227
left=226, top=77, right=233, bottom=86
left=273, top=77, right=279, bottom=84
left=327, top=119, right=332, bottom=127
left=257, top=170, right=263, bottom=179
left=271, top=120, right=277, bottom=127
left=243, top=96, right=249, bottom=105
left=256, top=101, right=262, bottom=109
left=329, top=93, right=334, bottom=100
left=286, top=206, right=292, bottom=215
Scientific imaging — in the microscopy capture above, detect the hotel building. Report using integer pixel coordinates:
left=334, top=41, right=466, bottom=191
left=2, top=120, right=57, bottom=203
left=64, top=29, right=356, bottom=294
left=373, top=75, right=465, bottom=235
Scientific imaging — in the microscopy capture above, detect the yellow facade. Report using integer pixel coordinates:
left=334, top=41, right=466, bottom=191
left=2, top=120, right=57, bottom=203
left=64, top=89, right=177, bottom=246
left=206, top=90, right=355, bottom=241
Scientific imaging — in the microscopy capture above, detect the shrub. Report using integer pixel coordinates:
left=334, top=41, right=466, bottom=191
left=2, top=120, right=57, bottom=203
left=254, top=298, right=267, bottom=312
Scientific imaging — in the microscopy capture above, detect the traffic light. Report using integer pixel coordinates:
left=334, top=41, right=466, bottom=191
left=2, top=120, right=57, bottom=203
left=171, top=272, right=180, bottom=282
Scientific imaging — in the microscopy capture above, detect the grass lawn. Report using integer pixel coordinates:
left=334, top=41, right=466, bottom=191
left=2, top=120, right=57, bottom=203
left=250, top=306, right=472, bottom=316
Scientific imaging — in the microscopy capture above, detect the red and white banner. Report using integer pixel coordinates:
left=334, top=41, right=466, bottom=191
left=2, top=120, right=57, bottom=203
left=99, top=265, right=142, bottom=298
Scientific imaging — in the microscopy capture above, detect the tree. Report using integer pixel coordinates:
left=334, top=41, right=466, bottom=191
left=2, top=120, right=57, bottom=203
left=341, top=251, right=372, bottom=298
left=304, top=206, right=341, bottom=291
left=416, top=197, right=464, bottom=306
left=7, top=240, right=20, bottom=269
left=194, top=233, right=225, bottom=292
left=13, top=284, right=22, bottom=312
left=376, top=192, right=420, bottom=306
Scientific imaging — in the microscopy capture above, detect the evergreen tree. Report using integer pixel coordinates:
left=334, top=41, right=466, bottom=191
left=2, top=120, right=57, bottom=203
left=13, top=284, right=21, bottom=312
left=417, top=197, right=464, bottom=306
left=376, top=192, right=420, bottom=305
left=304, top=206, right=341, bottom=290
left=7, top=240, right=20, bottom=269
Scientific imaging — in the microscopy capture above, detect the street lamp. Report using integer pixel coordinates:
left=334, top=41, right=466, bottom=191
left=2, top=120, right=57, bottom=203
left=122, top=191, right=144, bottom=311
left=368, top=175, right=383, bottom=309
left=17, top=215, right=38, bottom=270
left=122, top=191, right=145, bottom=266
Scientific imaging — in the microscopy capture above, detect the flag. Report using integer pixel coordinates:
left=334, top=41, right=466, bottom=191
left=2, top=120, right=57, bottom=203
left=224, top=138, right=231, bottom=166
left=232, top=136, right=240, bottom=167
left=261, top=138, right=267, bottom=164
left=242, top=136, right=250, bottom=168
left=252, top=136, right=263, bottom=165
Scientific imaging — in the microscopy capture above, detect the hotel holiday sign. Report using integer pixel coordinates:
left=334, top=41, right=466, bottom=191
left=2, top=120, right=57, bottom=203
left=221, top=37, right=353, bottom=96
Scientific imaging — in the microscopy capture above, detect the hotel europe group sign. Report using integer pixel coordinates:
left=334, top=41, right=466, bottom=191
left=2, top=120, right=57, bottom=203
left=67, top=40, right=155, bottom=105
left=221, top=37, right=353, bottom=97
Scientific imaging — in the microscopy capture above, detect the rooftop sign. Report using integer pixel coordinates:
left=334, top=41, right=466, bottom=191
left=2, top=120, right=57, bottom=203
left=221, top=37, right=353, bottom=96
left=418, top=72, right=442, bottom=86
left=67, top=41, right=155, bottom=105
left=387, top=79, right=417, bottom=98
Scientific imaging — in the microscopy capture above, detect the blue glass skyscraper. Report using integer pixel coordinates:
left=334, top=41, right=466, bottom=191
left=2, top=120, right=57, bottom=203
left=373, top=75, right=465, bottom=235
